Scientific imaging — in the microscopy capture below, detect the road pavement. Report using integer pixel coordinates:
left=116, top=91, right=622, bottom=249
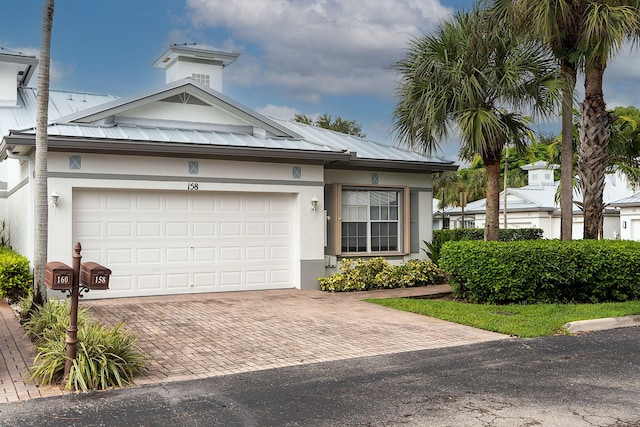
left=0, top=327, right=638, bottom=427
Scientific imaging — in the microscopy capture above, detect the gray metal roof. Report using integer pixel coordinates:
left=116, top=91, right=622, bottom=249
left=1, top=82, right=456, bottom=170
left=0, top=87, right=117, bottom=137
left=609, top=192, right=640, bottom=206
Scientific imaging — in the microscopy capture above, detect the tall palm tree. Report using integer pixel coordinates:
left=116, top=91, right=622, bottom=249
left=393, top=8, right=561, bottom=240
left=578, top=0, right=640, bottom=239
left=487, top=0, right=584, bottom=241
left=33, top=0, right=55, bottom=305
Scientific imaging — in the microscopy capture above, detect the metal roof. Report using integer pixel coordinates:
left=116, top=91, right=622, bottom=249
left=0, top=87, right=117, bottom=137
left=1, top=82, right=456, bottom=170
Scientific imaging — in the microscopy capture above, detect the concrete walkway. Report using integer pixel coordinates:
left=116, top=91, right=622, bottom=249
left=1, top=285, right=509, bottom=403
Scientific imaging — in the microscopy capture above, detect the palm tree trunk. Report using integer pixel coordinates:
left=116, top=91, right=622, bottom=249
left=560, top=62, right=576, bottom=241
left=578, top=61, right=613, bottom=240
left=484, top=150, right=502, bottom=241
left=33, top=0, right=55, bottom=305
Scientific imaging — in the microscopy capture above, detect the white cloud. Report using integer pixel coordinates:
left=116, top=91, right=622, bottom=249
left=255, top=104, right=299, bottom=121
left=185, top=0, right=453, bottom=101
left=602, top=44, right=640, bottom=109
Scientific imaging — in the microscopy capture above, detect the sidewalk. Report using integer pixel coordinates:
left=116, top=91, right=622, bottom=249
left=0, top=300, right=64, bottom=402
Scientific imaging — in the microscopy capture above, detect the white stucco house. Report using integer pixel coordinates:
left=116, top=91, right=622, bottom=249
left=443, top=161, right=635, bottom=239
left=610, top=193, right=640, bottom=240
left=0, top=45, right=456, bottom=299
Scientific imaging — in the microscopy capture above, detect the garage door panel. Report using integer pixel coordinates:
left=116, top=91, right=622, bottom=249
left=137, top=248, right=161, bottom=264
left=193, top=222, right=215, bottom=236
left=220, top=271, right=242, bottom=287
left=193, top=247, right=216, bottom=262
left=138, top=222, right=162, bottom=237
left=106, top=194, right=132, bottom=210
left=271, top=269, right=291, bottom=285
left=166, top=247, right=189, bottom=263
left=75, top=221, right=102, bottom=238
left=138, top=274, right=162, bottom=290
left=74, top=190, right=295, bottom=299
left=107, top=222, right=133, bottom=237
left=220, top=246, right=242, bottom=261
left=246, top=246, right=267, bottom=261
left=106, top=249, right=133, bottom=264
left=193, top=272, right=216, bottom=288
left=270, top=222, right=290, bottom=236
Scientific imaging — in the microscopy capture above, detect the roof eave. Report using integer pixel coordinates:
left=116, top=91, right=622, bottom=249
left=1, top=134, right=352, bottom=163
left=326, top=158, right=458, bottom=174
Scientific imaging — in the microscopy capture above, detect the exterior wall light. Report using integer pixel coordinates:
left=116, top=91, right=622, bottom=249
left=50, top=191, right=60, bottom=207
left=310, top=196, right=319, bottom=211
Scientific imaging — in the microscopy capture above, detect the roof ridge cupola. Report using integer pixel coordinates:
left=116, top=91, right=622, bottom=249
left=151, top=43, right=240, bottom=93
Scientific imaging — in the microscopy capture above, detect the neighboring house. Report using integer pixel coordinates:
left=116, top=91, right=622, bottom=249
left=444, top=161, right=634, bottom=239
left=0, top=45, right=456, bottom=299
left=609, top=193, right=640, bottom=240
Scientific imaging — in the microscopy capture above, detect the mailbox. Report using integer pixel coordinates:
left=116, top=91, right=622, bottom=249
left=45, top=262, right=74, bottom=290
left=80, top=262, right=111, bottom=290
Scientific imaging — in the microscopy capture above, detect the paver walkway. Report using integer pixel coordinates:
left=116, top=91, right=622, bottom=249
left=0, top=301, right=64, bottom=402
left=1, top=285, right=509, bottom=403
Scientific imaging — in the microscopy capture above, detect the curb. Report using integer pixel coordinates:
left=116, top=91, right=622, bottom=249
left=564, top=315, right=640, bottom=334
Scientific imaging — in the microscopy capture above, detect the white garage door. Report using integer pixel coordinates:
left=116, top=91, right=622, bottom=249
left=73, top=190, right=295, bottom=299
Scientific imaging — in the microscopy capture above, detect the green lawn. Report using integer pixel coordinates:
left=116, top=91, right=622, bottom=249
left=365, top=298, right=640, bottom=338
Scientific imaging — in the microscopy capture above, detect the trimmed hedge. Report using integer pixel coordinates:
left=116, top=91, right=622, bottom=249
left=318, top=257, right=446, bottom=292
left=440, top=240, right=640, bottom=304
left=425, top=228, right=543, bottom=265
left=434, top=228, right=544, bottom=242
left=0, top=248, right=32, bottom=303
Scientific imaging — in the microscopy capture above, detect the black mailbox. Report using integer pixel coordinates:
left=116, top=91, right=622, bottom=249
left=80, top=262, right=111, bottom=290
left=45, top=262, right=74, bottom=290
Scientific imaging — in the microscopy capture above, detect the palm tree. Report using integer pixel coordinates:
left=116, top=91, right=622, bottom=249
left=33, top=0, right=55, bottom=305
left=578, top=0, right=640, bottom=239
left=487, top=0, right=584, bottom=241
left=393, top=8, right=561, bottom=240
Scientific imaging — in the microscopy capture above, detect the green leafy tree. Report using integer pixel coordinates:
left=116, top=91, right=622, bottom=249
left=393, top=8, right=561, bottom=240
left=294, top=113, right=366, bottom=138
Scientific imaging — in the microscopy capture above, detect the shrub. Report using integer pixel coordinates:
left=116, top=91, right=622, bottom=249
left=424, top=228, right=543, bottom=265
left=433, top=228, right=543, bottom=242
left=319, top=257, right=445, bottom=292
left=0, top=248, right=32, bottom=303
left=26, top=300, right=147, bottom=391
left=440, top=240, right=640, bottom=304
left=23, top=299, right=91, bottom=341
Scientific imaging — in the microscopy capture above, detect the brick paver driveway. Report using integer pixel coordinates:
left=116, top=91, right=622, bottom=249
left=85, top=285, right=509, bottom=386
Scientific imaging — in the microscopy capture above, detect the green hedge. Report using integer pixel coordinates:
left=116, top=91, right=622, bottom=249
left=318, top=257, right=446, bottom=292
left=440, top=240, right=640, bottom=304
left=425, top=228, right=543, bottom=265
left=434, top=228, right=543, bottom=242
left=0, top=248, right=32, bottom=303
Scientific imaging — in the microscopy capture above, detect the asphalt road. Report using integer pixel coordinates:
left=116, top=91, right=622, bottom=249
left=1, top=327, right=638, bottom=427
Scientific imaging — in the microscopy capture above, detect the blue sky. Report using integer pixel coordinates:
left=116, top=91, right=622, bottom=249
left=1, top=0, right=639, bottom=161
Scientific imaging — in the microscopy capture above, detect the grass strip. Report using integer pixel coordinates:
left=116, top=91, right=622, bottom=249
left=365, top=298, right=640, bottom=338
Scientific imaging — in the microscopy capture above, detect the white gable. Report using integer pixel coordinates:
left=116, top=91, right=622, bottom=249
left=117, top=94, right=250, bottom=127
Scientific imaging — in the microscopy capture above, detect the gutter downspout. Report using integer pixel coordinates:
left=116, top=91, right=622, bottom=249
left=6, top=148, right=34, bottom=264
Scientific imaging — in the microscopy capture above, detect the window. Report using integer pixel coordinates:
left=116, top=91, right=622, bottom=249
left=340, top=188, right=404, bottom=253
left=191, top=73, right=210, bottom=86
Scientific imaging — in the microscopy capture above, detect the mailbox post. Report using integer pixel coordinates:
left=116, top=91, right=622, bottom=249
left=64, top=242, right=82, bottom=379
left=45, top=242, right=111, bottom=381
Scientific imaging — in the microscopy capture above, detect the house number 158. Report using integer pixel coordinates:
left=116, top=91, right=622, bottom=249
left=188, top=183, right=199, bottom=190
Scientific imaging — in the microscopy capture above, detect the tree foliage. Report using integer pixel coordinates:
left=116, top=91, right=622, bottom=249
left=393, top=7, right=561, bottom=240
left=294, top=113, right=366, bottom=138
